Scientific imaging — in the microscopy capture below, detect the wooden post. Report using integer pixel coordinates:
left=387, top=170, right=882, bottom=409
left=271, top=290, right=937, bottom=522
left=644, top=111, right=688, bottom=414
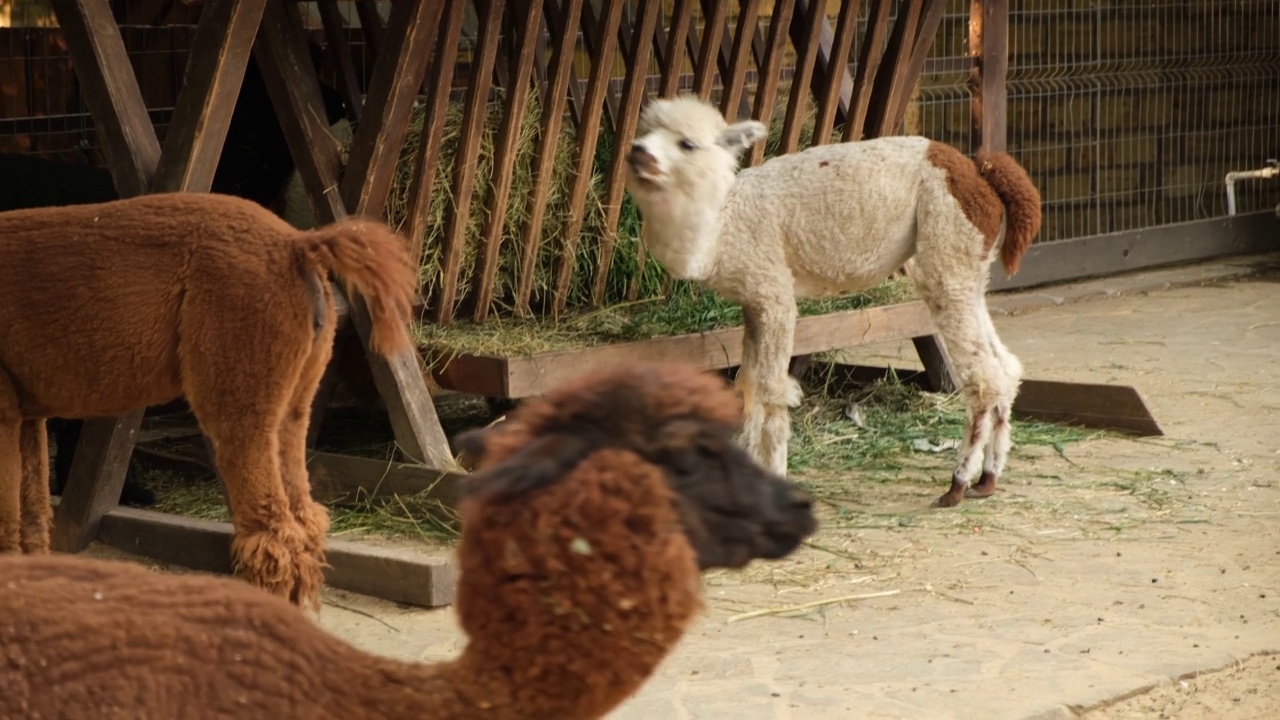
left=49, top=0, right=267, bottom=552
left=971, top=0, right=1009, bottom=155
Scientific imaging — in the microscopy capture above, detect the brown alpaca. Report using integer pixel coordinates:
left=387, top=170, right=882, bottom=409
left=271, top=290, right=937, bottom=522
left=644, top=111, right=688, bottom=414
left=0, top=361, right=817, bottom=720
left=0, top=192, right=416, bottom=610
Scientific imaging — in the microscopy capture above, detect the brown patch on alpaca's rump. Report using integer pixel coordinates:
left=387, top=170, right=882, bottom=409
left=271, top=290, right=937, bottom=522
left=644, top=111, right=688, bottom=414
left=975, top=150, right=1043, bottom=275
left=926, top=141, right=1004, bottom=250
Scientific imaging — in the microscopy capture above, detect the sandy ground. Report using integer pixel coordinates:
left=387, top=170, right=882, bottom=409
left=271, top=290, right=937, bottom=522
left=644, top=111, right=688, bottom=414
left=86, top=256, right=1280, bottom=719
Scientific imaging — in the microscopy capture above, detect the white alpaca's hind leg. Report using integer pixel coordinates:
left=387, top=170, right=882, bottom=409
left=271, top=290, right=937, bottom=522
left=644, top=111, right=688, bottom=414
left=972, top=310, right=1023, bottom=497
left=738, top=298, right=800, bottom=476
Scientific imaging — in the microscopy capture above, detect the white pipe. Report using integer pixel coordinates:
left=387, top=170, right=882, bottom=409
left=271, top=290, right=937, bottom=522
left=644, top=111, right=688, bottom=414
left=1224, top=160, right=1280, bottom=216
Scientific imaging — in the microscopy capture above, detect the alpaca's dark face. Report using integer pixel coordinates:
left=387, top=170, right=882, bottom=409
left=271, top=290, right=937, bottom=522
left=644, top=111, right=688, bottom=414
left=648, top=420, right=816, bottom=569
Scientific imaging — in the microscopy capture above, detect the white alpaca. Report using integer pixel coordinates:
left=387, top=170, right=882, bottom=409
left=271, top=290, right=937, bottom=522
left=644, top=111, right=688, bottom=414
left=624, top=95, right=1042, bottom=507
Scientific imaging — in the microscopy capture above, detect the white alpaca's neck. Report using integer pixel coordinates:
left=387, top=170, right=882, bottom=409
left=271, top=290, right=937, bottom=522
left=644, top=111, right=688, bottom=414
left=634, top=177, right=734, bottom=282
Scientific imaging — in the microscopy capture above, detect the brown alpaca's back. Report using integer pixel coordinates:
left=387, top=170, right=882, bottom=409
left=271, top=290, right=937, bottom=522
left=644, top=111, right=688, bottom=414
left=0, top=192, right=417, bottom=607
left=0, top=193, right=312, bottom=418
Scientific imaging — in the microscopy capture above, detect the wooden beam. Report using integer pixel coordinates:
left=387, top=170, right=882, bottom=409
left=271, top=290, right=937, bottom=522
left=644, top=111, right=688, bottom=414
left=988, top=212, right=1280, bottom=292
left=432, top=301, right=938, bottom=399
left=658, top=0, right=695, bottom=98
left=152, top=0, right=267, bottom=194
left=434, top=0, right=508, bottom=323
left=96, top=507, right=457, bottom=607
left=512, top=0, right=584, bottom=315
left=843, top=0, right=889, bottom=141
left=970, top=0, right=1008, bottom=155
left=550, top=0, right=623, bottom=315
left=340, top=0, right=443, bottom=217
left=780, top=0, right=825, bottom=154
left=811, top=0, right=860, bottom=146
left=256, top=0, right=457, bottom=472
left=354, top=0, right=385, bottom=58
left=746, top=0, right=797, bottom=167
left=886, top=0, right=947, bottom=133
left=49, top=0, right=160, bottom=197
left=590, top=0, right=662, bottom=306
left=719, top=0, right=762, bottom=121
left=471, top=0, right=545, bottom=322
left=403, top=0, right=467, bottom=268
left=692, top=0, right=727, bottom=99
left=316, top=0, right=365, bottom=121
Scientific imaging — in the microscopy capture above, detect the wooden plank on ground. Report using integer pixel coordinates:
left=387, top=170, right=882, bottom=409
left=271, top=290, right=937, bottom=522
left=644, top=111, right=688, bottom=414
left=513, top=0, right=583, bottom=315
left=96, top=507, right=457, bottom=607
left=434, top=0, right=507, bottom=323
left=1012, top=380, right=1164, bottom=437
left=53, top=415, right=144, bottom=552
left=590, top=0, right=661, bottom=306
left=471, top=0, right=545, bottom=322
left=307, top=451, right=466, bottom=508
left=432, top=301, right=938, bottom=399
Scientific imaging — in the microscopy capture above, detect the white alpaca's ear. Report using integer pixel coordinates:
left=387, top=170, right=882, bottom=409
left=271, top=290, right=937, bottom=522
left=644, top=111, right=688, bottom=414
left=715, top=120, right=768, bottom=153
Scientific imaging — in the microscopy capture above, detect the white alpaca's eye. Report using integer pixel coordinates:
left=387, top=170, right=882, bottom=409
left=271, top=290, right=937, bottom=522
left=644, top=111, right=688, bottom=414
left=678, top=138, right=698, bottom=151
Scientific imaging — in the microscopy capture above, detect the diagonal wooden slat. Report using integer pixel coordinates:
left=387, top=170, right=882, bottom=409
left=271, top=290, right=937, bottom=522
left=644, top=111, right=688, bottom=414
left=811, top=0, right=860, bottom=146
left=404, top=0, right=467, bottom=269
left=340, top=0, right=443, bottom=217
left=256, top=0, right=456, bottom=470
left=550, top=0, right=623, bottom=316
left=658, top=0, right=695, bottom=98
left=780, top=0, right=826, bottom=155
left=355, top=0, right=385, bottom=58
left=315, top=0, right=364, bottom=122
left=49, top=0, right=159, bottom=197
left=844, top=0, right=890, bottom=141
left=720, top=0, right=763, bottom=121
left=746, top=0, right=797, bottom=167
left=433, top=0, right=508, bottom=323
left=513, top=0, right=584, bottom=316
left=471, top=0, right=546, bottom=322
left=863, top=0, right=922, bottom=137
left=692, top=0, right=727, bottom=99
left=590, top=0, right=662, bottom=306
left=541, top=0, right=585, bottom=125
left=886, top=0, right=948, bottom=133
left=47, top=0, right=263, bottom=553
left=152, top=0, right=267, bottom=193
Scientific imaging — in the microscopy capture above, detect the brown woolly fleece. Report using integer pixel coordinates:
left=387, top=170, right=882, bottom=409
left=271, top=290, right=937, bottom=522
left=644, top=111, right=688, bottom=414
left=0, top=384, right=711, bottom=720
left=926, top=142, right=1044, bottom=276
left=0, top=192, right=416, bottom=609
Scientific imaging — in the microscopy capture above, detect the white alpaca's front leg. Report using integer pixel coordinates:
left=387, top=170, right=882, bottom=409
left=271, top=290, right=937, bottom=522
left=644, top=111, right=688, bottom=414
left=740, top=296, right=800, bottom=477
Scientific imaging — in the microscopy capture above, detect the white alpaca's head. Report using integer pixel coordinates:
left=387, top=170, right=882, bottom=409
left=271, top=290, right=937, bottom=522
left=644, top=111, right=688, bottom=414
left=626, top=95, right=767, bottom=201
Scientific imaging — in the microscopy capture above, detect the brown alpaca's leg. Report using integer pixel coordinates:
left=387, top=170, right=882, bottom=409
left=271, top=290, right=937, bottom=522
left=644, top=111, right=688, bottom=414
left=18, top=420, right=51, bottom=553
left=0, top=377, right=22, bottom=553
left=276, top=337, right=335, bottom=610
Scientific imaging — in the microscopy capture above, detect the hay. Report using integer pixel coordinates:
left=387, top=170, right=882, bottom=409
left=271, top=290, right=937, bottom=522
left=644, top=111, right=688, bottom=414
left=385, top=85, right=916, bottom=357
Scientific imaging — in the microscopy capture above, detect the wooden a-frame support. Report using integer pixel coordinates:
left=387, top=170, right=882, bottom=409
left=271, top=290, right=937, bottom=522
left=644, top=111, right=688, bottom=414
left=50, top=0, right=457, bottom=555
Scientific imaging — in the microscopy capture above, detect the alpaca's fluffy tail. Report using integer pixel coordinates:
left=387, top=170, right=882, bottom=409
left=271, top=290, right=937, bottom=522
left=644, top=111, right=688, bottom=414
left=977, top=152, right=1042, bottom=275
left=296, top=218, right=417, bottom=356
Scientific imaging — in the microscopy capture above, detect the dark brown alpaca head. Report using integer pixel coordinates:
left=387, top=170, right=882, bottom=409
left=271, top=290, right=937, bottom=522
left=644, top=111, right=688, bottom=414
left=456, top=361, right=817, bottom=570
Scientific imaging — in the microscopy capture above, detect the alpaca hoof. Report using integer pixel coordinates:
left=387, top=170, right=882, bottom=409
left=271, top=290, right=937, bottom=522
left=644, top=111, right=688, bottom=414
left=966, top=471, right=998, bottom=499
left=231, top=524, right=312, bottom=603
left=289, top=549, right=328, bottom=613
left=934, top=477, right=968, bottom=508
